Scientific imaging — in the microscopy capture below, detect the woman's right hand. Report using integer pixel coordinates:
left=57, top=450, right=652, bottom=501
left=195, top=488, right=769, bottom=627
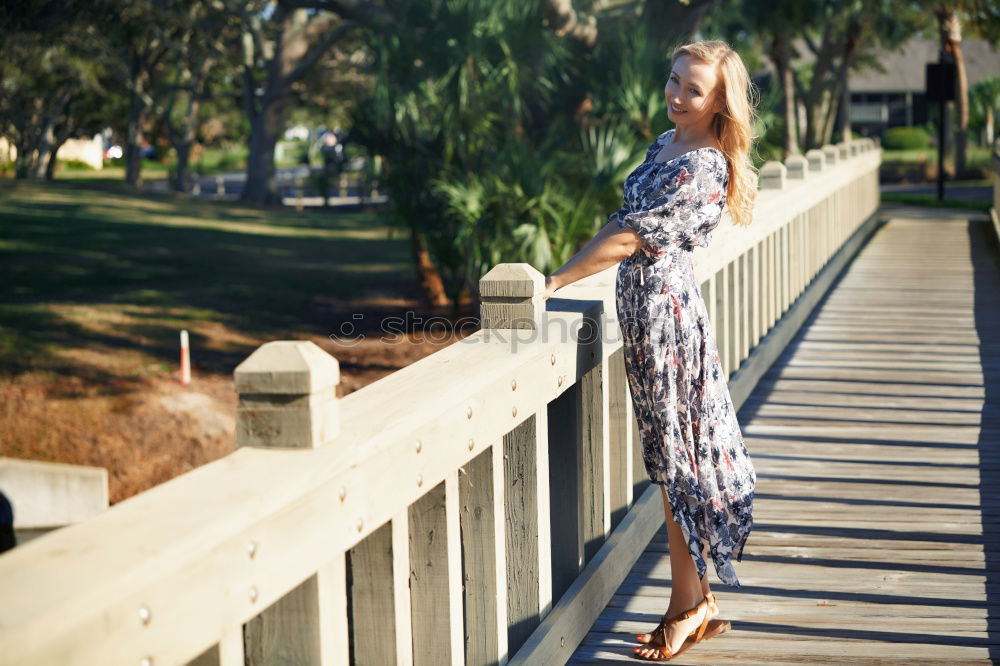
left=541, top=274, right=561, bottom=300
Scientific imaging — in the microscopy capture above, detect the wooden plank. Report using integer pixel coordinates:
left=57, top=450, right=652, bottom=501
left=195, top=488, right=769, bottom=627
left=718, top=262, right=731, bottom=378
left=580, top=360, right=605, bottom=564
left=460, top=449, right=500, bottom=666
left=727, top=255, right=740, bottom=374
left=409, top=482, right=452, bottom=666
left=318, top=556, right=349, bottom=666
left=608, top=347, right=629, bottom=530
left=349, top=520, right=396, bottom=665
left=534, top=405, right=553, bottom=620
left=506, top=416, right=541, bottom=655
left=445, top=473, right=464, bottom=666
left=548, top=388, right=582, bottom=606
left=392, top=511, right=413, bottom=665
left=492, top=440, right=510, bottom=664
left=244, top=571, right=328, bottom=665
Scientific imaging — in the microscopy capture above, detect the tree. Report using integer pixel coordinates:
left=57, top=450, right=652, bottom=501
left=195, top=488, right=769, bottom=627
left=0, top=31, right=106, bottom=179
left=228, top=0, right=370, bottom=204
left=96, top=0, right=185, bottom=188
left=158, top=2, right=239, bottom=192
left=970, top=76, right=1000, bottom=146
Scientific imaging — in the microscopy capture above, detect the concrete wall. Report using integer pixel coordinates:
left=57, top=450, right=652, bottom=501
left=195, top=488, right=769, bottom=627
left=0, top=457, right=108, bottom=531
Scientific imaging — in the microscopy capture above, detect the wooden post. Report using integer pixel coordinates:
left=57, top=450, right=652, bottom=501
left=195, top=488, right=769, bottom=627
left=479, top=263, right=545, bottom=333
left=234, top=340, right=340, bottom=449
left=234, top=341, right=345, bottom=666
left=478, top=263, right=551, bottom=654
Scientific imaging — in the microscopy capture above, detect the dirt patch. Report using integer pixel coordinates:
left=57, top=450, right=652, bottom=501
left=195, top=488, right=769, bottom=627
left=0, top=300, right=479, bottom=503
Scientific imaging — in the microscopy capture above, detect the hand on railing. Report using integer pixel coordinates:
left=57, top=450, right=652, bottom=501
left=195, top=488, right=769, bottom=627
left=542, top=274, right=561, bottom=301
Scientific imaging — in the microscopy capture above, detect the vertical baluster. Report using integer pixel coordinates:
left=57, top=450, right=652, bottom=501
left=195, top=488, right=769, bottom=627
left=740, top=252, right=751, bottom=363
left=459, top=448, right=502, bottom=665
left=716, top=263, right=730, bottom=377
left=726, top=257, right=740, bottom=373
left=392, top=512, right=413, bottom=665
left=608, top=347, right=630, bottom=530
left=346, top=521, right=399, bottom=664
left=408, top=481, right=458, bottom=666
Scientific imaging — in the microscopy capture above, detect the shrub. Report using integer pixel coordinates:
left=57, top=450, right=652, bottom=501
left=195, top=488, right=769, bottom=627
left=882, top=126, right=932, bottom=150
left=60, top=159, right=97, bottom=171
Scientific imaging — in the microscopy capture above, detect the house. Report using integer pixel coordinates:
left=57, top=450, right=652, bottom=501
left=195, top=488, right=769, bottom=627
left=846, top=37, right=1000, bottom=136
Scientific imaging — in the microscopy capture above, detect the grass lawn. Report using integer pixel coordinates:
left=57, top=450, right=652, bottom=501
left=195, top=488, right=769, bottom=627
left=0, top=180, right=465, bottom=501
left=879, top=192, right=992, bottom=212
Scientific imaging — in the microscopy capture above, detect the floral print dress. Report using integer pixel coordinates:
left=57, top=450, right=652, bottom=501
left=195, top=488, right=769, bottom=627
left=612, top=128, right=755, bottom=587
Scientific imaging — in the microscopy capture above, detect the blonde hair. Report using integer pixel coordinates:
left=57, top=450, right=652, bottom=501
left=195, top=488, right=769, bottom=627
left=670, top=40, right=759, bottom=227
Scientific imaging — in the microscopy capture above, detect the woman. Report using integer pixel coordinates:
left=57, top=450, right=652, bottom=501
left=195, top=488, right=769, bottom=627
left=542, top=40, right=759, bottom=661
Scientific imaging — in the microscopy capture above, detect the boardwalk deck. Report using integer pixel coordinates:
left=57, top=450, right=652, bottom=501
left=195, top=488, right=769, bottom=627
left=570, top=206, right=1000, bottom=664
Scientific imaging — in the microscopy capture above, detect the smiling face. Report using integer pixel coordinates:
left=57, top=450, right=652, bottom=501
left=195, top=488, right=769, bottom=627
left=664, top=54, right=724, bottom=131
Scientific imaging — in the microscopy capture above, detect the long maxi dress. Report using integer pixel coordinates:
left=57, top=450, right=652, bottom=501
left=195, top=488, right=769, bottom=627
left=612, top=128, right=756, bottom=587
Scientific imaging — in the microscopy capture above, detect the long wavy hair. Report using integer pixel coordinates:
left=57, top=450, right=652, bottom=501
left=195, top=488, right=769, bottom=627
left=670, top=40, right=759, bottom=227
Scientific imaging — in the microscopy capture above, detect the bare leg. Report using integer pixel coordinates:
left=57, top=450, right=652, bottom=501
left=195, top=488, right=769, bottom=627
left=635, top=486, right=714, bottom=658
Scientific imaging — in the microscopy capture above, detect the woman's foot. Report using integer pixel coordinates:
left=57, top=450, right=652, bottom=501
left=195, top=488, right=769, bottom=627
left=632, top=596, right=711, bottom=660
left=635, top=592, right=719, bottom=644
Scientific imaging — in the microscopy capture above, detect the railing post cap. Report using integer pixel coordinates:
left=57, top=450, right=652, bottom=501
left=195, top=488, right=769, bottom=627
left=234, top=340, right=340, bottom=395
left=479, top=263, right=545, bottom=330
left=759, top=160, right=787, bottom=190
left=805, top=148, right=826, bottom=171
left=784, top=154, right=808, bottom=179
left=479, top=263, right=544, bottom=297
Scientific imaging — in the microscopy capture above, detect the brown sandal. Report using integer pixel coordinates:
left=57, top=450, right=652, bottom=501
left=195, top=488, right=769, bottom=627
left=631, top=596, right=711, bottom=661
left=697, top=592, right=731, bottom=643
left=636, top=592, right=728, bottom=645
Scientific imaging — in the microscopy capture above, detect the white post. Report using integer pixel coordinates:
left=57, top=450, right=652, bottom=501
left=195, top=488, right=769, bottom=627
left=179, top=330, right=191, bottom=385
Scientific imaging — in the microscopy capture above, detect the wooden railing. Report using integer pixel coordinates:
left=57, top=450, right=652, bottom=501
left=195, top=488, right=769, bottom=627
left=0, top=137, right=881, bottom=666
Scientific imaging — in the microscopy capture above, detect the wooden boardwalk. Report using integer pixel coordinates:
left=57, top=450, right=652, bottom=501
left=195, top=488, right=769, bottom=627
left=571, top=206, right=1000, bottom=664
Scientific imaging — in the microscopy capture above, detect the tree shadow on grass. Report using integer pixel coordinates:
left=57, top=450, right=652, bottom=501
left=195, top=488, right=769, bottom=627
left=0, top=181, right=473, bottom=384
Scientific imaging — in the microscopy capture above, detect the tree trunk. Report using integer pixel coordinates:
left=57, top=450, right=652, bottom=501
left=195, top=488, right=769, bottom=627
left=799, top=24, right=838, bottom=150
left=44, top=133, right=71, bottom=180
left=410, top=229, right=450, bottom=308
left=243, top=95, right=287, bottom=205
left=836, top=21, right=860, bottom=144
left=125, top=88, right=148, bottom=188
left=769, top=32, right=799, bottom=157
left=937, top=8, right=968, bottom=177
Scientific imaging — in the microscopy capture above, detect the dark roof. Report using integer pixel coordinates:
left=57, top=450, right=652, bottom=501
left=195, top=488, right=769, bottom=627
left=847, top=38, right=1000, bottom=93
left=761, top=37, right=1000, bottom=94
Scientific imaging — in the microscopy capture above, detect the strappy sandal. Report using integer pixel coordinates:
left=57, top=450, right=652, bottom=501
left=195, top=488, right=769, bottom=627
left=698, top=592, right=731, bottom=643
left=635, top=592, right=728, bottom=646
left=631, top=596, right=711, bottom=661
